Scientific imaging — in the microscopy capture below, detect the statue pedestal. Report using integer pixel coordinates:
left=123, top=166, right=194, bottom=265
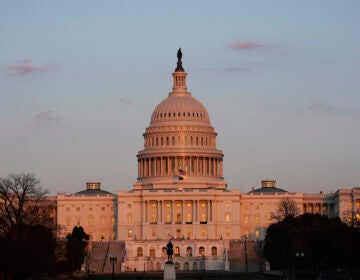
left=163, top=263, right=176, bottom=280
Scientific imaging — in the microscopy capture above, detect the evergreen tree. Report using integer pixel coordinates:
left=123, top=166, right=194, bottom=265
left=65, top=226, right=89, bottom=271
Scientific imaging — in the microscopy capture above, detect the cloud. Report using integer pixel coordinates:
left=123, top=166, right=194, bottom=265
left=306, top=103, right=335, bottom=113
left=224, top=66, right=251, bottom=72
left=119, top=98, right=134, bottom=106
left=34, top=110, right=60, bottom=123
left=5, top=59, right=45, bottom=76
left=230, top=41, right=269, bottom=50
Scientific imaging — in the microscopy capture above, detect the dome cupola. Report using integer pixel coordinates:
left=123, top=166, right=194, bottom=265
left=134, top=49, right=226, bottom=190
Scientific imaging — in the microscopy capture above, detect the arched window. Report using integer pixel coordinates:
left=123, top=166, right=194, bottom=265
left=174, top=246, right=180, bottom=256
left=137, top=247, right=143, bottom=257
left=211, top=246, right=217, bottom=256
left=186, top=247, right=192, bottom=256
left=199, top=246, right=205, bottom=256
left=162, top=247, right=167, bottom=257
left=149, top=247, right=155, bottom=257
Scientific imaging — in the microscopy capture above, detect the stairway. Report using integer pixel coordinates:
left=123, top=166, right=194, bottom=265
left=87, top=241, right=126, bottom=273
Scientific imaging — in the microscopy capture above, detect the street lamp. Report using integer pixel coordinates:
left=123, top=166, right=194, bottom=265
left=110, top=255, right=117, bottom=280
left=295, top=252, right=305, bottom=276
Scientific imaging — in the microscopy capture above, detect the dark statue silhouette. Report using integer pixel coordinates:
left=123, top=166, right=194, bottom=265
left=175, top=48, right=184, bottom=72
left=166, top=240, right=174, bottom=264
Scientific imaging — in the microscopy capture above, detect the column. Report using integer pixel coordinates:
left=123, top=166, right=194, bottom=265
left=160, top=157, right=163, bottom=176
left=196, top=200, right=199, bottom=222
left=175, top=157, right=178, bottom=174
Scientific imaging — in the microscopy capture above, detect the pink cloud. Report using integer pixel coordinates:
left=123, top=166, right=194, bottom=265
left=119, top=98, right=134, bottom=106
left=230, top=41, right=269, bottom=50
left=5, top=60, right=45, bottom=76
left=34, top=110, right=60, bottom=123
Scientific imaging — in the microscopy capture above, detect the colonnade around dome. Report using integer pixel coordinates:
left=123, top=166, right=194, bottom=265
left=137, top=156, right=223, bottom=180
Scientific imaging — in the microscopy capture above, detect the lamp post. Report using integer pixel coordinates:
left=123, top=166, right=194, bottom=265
left=295, top=252, right=304, bottom=277
left=110, top=255, right=117, bottom=280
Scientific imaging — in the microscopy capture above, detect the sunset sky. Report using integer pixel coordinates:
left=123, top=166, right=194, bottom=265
left=1, top=1, right=359, bottom=195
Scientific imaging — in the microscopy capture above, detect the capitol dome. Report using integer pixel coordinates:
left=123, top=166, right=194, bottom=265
left=134, top=49, right=226, bottom=190
left=150, top=94, right=211, bottom=126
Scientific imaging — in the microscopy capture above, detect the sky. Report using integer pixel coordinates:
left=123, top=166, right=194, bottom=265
left=0, top=1, right=359, bottom=195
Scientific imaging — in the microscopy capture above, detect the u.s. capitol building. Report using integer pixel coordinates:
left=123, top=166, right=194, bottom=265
left=56, top=50, right=360, bottom=273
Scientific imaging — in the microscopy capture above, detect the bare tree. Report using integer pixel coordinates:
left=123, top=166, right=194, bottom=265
left=272, top=198, right=299, bottom=221
left=0, top=173, right=49, bottom=240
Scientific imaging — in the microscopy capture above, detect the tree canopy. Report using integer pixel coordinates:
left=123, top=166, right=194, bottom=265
left=264, top=213, right=360, bottom=279
left=0, top=173, right=57, bottom=278
left=0, top=173, right=49, bottom=240
left=66, top=226, right=90, bottom=271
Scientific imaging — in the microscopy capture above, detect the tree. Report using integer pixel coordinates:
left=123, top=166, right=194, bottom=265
left=0, top=173, right=49, bottom=240
left=66, top=226, right=90, bottom=271
left=272, top=198, right=299, bottom=221
left=264, top=213, right=360, bottom=279
left=0, top=173, right=57, bottom=278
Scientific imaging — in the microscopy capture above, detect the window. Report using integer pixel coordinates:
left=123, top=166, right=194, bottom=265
left=225, top=202, right=230, bottom=208
left=101, top=207, right=105, bottom=211
left=186, top=247, right=192, bottom=256
left=151, top=214, right=157, bottom=223
left=176, top=229, right=181, bottom=239
left=186, top=213, right=192, bottom=223
left=200, top=213, right=206, bottom=223
left=128, top=230, right=133, bottom=238
left=127, top=213, right=133, bottom=223
left=151, top=229, right=157, bottom=237
left=267, top=213, right=272, bottom=223
left=226, top=228, right=231, bottom=237
left=199, top=247, right=205, bottom=256
left=150, top=248, right=155, bottom=257
left=137, top=247, right=143, bottom=257
left=254, top=215, right=259, bottom=224
left=255, top=230, right=260, bottom=239
left=101, top=216, right=106, bottom=225
left=162, top=247, right=167, bottom=257
left=201, top=229, right=206, bottom=237
left=65, top=216, right=71, bottom=226
left=176, top=213, right=181, bottom=223
left=244, top=216, right=249, bottom=224
left=211, top=246, right=217, bottom=256
left=174, top=246, right=180, bottom=256
left=88, top=215, right=94, bottom=226
left=186, top=229, right=191, bottom=239
left=165, top=214, right=171, bottom=223
left=225, top=213, right=230, bottom=222
left=128, top=203, right=132, bottom=208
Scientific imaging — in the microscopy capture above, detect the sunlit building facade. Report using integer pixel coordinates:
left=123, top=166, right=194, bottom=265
left=56, top=51, right=360, bottom=272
